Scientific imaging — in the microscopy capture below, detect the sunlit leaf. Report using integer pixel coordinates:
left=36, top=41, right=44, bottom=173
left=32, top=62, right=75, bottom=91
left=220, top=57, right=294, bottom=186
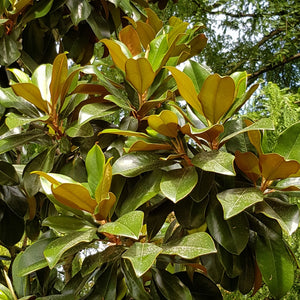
left=100, top=128, right=149, bottom=138
left=86, top=144, right=105, bottom=197
left=101, top=39, right=129, bottom=72
left=259, top=153, right=300, bottom=180
left=145, top=8, right=163, bottom=33
left=98, top=211, right=144, bottom=239
left=31, top=64, right=52, bottom=103
left=11, top=83, right=49, bottom=113
left=125, top=58, right=155, bottom=95
left=235, top=151, right=261, bottom=183
left=162, top=232, right=217, bottom=259
left=198, top=74, right=235, bottom=124
left=119, top=25, right=142, bottom=56
left=255, top=198, right=300, bottom=235
left=44, top=228, right=97, bottom=269
left=128, top=140, right=172, bottom=152
left=160, top=167, right=198, bottom=203
left=136, top=21, right=156, bottom=49
left=52, top=183, right=96, bottom=213
left=148, top=34, right=168, bottom=72
left=95, top=159, right=113, bottom=203
left=94, top=192, right=116, bottom=221
left=166, top=66, right=203, bottom=115
left=148, top=110, right=178, bottom=138
left=192, top=151, right=236, bottom=176
left=123, top=243, right=163, bottom=277
left=49, top=53, right=68, bottom=108
left=217, top=187, right=264, bottom=219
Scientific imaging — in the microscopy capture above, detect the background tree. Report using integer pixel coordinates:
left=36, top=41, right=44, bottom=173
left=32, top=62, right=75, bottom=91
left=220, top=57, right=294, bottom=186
left=151, top=0, right=300, bottom=91
left=0, top=1, right=299, bottom=300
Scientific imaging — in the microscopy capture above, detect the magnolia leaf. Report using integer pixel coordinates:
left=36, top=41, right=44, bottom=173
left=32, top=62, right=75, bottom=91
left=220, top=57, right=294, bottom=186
left=235, top=151, right=261, bottom=183
left=100, top=128, right=149, bottom=138
left=192, top=151, right=236, bottom=176
left=183, top=60, right=210, bottom=93
left=162, top=232, right=217, bottom=259
left=112, top=152, right=174, bottom=177
left=71, top=83, right=109, bottom=95
left=255, top=198, right=300, bottom=235
left=11, top=83, right=49, bottom=113
left=276, top=177, right=300, bottom=190
left=125, top=58, right=155, bottom=95
left=66, top=0, right=91, bottom=26
left=198, top=74, right=235, bottom=124
left=128, top=140, right=172, bottom=152
left=42, top=216, right=95, bottom=234
left=230, top=71, right=247, bottom=100
left=259, top=153, right=300, bottom=181
left=94, top=192, right=116, bottom=221
left=0, top=161, right=19, bottom=185
left=122, top=243, right=163, bottom=277
left=101, top=39, right=128, bottom=72
left=136, top=21, right=156, bottom=49
left=207, top=198, right=249, bottom=255
left=44, top=228, right=97, bottom=269
left=119, top=25, right=142, bottom=56
left=245, top=119, right=263, bottom=155
left=145, top=8, right=163, bottom=33
left=217, top=187, right=264, bottom=219
left=13, top=237, right=56, bottom=277
left=119, top=170, right=162, bottom=216
left=148, top=34, right=169, bottom=72
left=98, top=211, right=144, bottom=240
left=274, top=122, right=300, bottom=162
left=9, top=68, right=31, bottom=83
left=5, top=112, right=48, bottom=130
left=95, top=160, right=113, bottom=203
left=166, top=66, right=203, bottom=115
left=52, top=183, right=96, bottom=214
left=31, top=63, right=52, bottom=102
left=160, top=167, right=198, bottom=203
left=148, top=110, right=178, bottom=138
left=86, top=144, right=105, bottom=197
left=78, top=102, right=118, bottom=125
left=255, top=231, right=294, bottom=299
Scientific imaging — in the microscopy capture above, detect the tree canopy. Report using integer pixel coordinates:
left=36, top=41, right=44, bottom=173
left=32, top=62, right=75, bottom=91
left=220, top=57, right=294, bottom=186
left=0, top=1, right=299, bottom=299
left=151, top=0, right=300, bottom=90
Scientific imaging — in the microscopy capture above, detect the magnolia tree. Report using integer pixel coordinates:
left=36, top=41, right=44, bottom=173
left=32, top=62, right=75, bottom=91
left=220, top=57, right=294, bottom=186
left=0, top=1, right=299, bottom=299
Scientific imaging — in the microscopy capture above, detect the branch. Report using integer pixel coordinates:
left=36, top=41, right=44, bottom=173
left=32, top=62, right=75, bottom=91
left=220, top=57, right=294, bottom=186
left=249, top=53, right=300, bottom=82
left=227, top=28, right=285, bottom=74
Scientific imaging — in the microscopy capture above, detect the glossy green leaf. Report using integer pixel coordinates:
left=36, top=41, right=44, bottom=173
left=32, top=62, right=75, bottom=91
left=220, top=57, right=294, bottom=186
left=162, top=232, right=217, bottom=258
left=42, top=216, right=95, bottom=234
left=119, top=170, right=162, bottom=215
left=0, top=32, right=21, bottom=66
left=5, top=112, right=48, bottom=130
left=255, top=198, right=300, bottom=235
left=86, top=144, right=105, bottom=197
left=121, top=259, right=151, bottom=300
left=217, top=187, right=264, bottom=219
left=13, top=237, right=56, bottom=276
left=183, top=60, right=210, bottom=93
left=192, top=151, right=236, bottom=176
left=122, top=243, right=163, bottom=277
left=207, top=198, right=249, bottom=255
left=112, top=152, right=174, bottom=177
left=148, top=34, right=169, bottom=72
left=98, top=211, right=144, bottom=239
left=0, top=129, right=52, bottom=154
left=160, top=167, right=198, bottom=203
left=44, top=228, right=97, bottom=269
left=220, top=117, right=274, bottom=144
left=255, top=231, right=294, bottom=299
left=0, top=283, right=14, bottom=300
left=31, top=63, right=52, bottom=102
left=12, top=252, right=30, bottom=298
left=20, top=0, right=54, bottom=24
left=152, top=268, right=193, bottom=300
left=274, top=122, right=300, bottom=162
left=65, top=121, right=94, bottom=138
left=23, top=146, right=56, bottom=197
left=276, top=177, right=300, bottom=190
left=66, top=0, right=92, bottom=26
left=0, top=161, right=19, bottom=185
left=176, top=271, right=223, bottom=300
left=78, top=102, right=118, bottom=125
left=0, top=87, right=39, bottom=117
